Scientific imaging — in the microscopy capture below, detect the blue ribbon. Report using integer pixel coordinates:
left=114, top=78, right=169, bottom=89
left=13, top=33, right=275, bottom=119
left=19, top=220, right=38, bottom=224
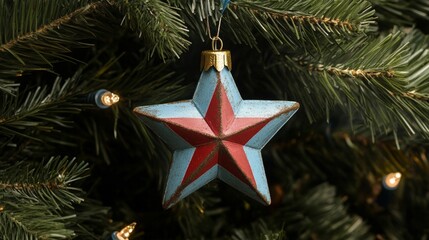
left=220, top=0, right=230, bottom=14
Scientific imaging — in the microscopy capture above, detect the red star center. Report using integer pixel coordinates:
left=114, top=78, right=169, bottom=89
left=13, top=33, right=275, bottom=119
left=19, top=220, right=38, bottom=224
left=160, top=80, right=271, bottom=194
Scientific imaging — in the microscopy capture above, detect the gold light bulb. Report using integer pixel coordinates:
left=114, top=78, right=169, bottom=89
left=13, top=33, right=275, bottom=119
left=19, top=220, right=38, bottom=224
left=115, top=222, right=136, bottom=240
left=101, top=91, right=120, bottom=107
left=383, top=172, right=402, bottom=189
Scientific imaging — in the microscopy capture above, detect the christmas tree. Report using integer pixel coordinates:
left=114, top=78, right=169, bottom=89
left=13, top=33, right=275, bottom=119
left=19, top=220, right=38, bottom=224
left=1, top=0, right=429, bottom=239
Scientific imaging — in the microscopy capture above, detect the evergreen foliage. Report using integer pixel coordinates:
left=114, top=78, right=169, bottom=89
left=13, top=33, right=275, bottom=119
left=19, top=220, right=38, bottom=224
left=0, top=0, right=429, bottom=239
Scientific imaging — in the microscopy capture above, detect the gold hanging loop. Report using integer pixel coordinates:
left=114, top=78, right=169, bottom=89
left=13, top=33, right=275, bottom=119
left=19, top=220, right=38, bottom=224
left=211, top=36, right=223, bottom=50
left=215, top=17, right=223, bottom=39
left=203, top=15, right=229, bottom=72
left=206, top=16, right=224, bottom=51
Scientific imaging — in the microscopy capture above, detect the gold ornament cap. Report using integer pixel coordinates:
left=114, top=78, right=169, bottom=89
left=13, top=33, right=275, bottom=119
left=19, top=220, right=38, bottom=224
left=201, top=50, right=232, bottom=72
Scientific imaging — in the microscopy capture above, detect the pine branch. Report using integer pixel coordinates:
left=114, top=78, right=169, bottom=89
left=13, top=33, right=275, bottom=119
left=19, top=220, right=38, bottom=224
left=0, top=75, right=83, bottom=141
left=171, top=188, right=223, bottom=238
left=1, top=39, right=189, bottom=165
left=266, top=184, right=371, bottom=239
left=176, top=0, right=219, bottom=20
left=0, top=79, right=19, bottom=95
left=404, top=30, right=429, bottom=97
left=171, top=0, right=376, bottom=54
left=369, top=0, right=429, bottom=25
left=0, top=200, right=75, bottom=240
left=0, top=156, right=89, bottom=239
left=69, top=48, right=189, bottom=164
left=269, top=128, right=429, bottom=219
left=0, top=1, right=97, bottom=51
left=64, top=198, right=111, bottom=239
left=269, top=129, right=429, bottom=238
left=100, top=58, right=188, bottom=105
left=0, top=0, right=120, bottom=78
left=230, top=220, right=285, bottom=240
left=168, top=0, right=219, bottom=41
left=0, top=156, right=89, bottom=209
left=116, top=0, right=190, bottom=59
left=229, top=0, right=373, bottom=32
left=292, top=29, right=429, bottom=97
left=289, top=32, right=408, bottom=88
left=272, top=130, right=425, bottom=179
left=225, top=0, right=376, bottom=52
left=295, top=60, right=396, bottom=79
left=260, top=30, right=429, bottom=139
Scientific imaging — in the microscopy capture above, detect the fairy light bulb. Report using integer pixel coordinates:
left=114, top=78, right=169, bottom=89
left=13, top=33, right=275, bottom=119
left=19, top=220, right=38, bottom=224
left=90, top=89, right=120, bottom=109
left=382, top=172, right=402, bottom=190
left=112, top=222, right=136, bottom=240
left=101, top=91, right=120, bottom=107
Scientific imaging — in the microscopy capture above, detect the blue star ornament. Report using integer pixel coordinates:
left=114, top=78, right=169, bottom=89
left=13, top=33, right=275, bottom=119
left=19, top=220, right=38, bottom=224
left=134, top=50, right=299, bottom=208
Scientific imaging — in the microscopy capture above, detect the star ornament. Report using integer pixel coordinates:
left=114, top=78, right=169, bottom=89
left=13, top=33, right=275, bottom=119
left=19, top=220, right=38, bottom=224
left=134, top=51, right=299, bottom=208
